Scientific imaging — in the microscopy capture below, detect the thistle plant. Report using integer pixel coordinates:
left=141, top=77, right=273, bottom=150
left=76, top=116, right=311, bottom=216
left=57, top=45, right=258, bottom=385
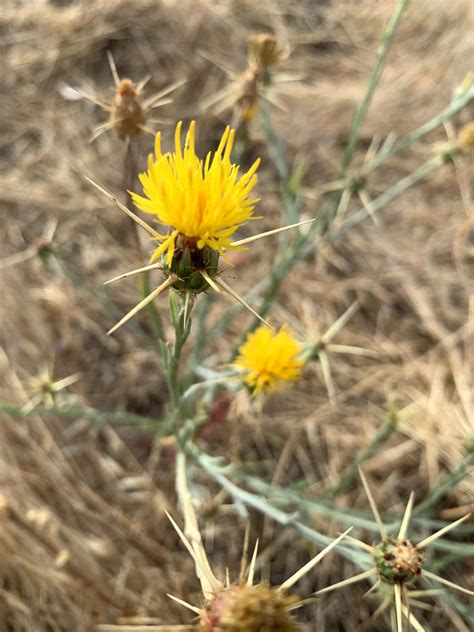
left=83, top=51, right=185, bottom=144
left=3, top=1, right=474, bottom=630
left=316, top=470, right=473, bottom=631
left=89, top=120, right=313, bottom=336
left=151, top=457, right=351, bottom=631
left=200, top=32, right=294, bottom=132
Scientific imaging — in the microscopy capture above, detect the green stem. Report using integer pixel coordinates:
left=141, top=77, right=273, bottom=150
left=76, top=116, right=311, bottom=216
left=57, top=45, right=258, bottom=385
left=140, top=272, right=166, bottom=344
left=193, top=448, right=365, bottom=566
left=412, top=453, right=473, bottom=516
left=213, top=458, right=474, bottom=554
left=301, top=154, right=445, bottom=259
left=0, top=399, right=170, bottom=433
left=188, top=293, right=215, bottom=376
left=368, top=86, right=474, bottom=172
left=220, top=155, right=444, bottom=351
left=341, top=0, right=410, bottom=172
left=164, top=291, right=194, bottom=412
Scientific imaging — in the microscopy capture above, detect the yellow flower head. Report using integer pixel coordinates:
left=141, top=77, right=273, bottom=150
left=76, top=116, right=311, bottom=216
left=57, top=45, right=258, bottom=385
left=235, top=326, right=303, bottom=394
left=130, top=121, right=260, bottom=267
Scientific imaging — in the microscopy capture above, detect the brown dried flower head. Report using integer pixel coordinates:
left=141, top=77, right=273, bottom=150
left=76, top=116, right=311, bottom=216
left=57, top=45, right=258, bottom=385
left=248, top=33, right=284, bottom=71
left=111, top=78, right=146, bottom=140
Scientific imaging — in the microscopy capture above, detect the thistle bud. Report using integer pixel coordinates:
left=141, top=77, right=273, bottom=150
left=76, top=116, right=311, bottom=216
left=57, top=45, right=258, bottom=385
left=373, top=537, right=423, bottom=584
left=164, top=235, right=219, bottom=293
left=111, top=78, right=146, bottom=140
left=199, top=583, right=299, bottom=632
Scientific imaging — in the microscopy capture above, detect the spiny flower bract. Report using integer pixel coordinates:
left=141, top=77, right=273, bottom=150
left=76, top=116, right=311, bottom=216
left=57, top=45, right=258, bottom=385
left=199, top=584, right=298, bottom=632
left=130, top=121, right=260, bottom=266
left=235, top=326, right=304, bottom=394
left=162, top=502, right=350, bottom=632
left=317, top=469, right=473, bottom=632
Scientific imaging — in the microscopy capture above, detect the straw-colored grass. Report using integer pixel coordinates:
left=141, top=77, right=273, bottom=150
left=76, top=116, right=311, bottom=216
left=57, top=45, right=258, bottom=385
left=1, top=0, right=472, bottom=630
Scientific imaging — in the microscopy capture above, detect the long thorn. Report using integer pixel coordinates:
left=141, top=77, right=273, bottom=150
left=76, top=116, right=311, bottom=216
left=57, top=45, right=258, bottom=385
left=85, top=177, right=161, bottom=239
left=319, top=349, right=336, bottom=401
left=165, top=511, right=199, bottom=567
left=108, top=275, right=176, bottom=335
left=394, top=583, right=403, bottom=632
left=417, top=514, right=470, bottom=549
left=106, top=50, right=120, bottom=87
left=363, top=578, right=381, bottom=597
left=215, top=278, right=273, bottom=329
left=344, top=534, right=375, bottom=554
left=135, top=74, right=151, bottom=94
left=279, top=528, right=352, bottom=592
left=142, top=78, right=187, bottom=109
left=315, top=568, right=377, bottom=595
left=402, top=607, right=426, bottom=632
left=321, top=301, right=359, bottom=343
left=239, top=523, right=251, bottom=585
left=247, top=540, right=259, bottom=586
left=422, top=570, right=474, bottom=596
left=398, top=492, right=415, bottom=540
left=230, top=218, right=317, bottom=247
left=183, top=292, right=192, bottom=330
left=359, top=468, right=386, bottom=539
left=104, top=262, right=163, bottom=285
left=200, top=270, right=222, bottom=293
left=166, top=593, right=201, bottom=614
left=359, top=189, right=379, bottom=225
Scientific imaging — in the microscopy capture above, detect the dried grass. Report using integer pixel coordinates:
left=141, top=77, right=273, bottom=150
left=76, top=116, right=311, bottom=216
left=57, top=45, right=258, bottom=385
left=0, top=0, right=472, bottom=630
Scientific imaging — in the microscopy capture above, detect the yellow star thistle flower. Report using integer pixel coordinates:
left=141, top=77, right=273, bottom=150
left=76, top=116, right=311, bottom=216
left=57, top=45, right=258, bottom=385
left=86, top=126, right=315, bottom=334
left=235, top=326, right=304, bottom=394
left=130, top=121, right=261, bottom=268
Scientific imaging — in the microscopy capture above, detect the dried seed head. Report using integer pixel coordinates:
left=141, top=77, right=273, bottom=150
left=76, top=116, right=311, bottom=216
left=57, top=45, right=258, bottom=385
left=373, top=537, right=423, bottom=584
left=248, top=34, right=284, bottom=71
left=111, top=78, right=146, bottom=140
left=457, top=122, right=474, bottom=152
left=199, top=583, right=299, bottom=632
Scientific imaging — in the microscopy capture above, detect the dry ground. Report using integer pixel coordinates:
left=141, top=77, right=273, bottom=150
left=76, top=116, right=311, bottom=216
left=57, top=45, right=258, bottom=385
left=0, top=0, right=473, bottom=630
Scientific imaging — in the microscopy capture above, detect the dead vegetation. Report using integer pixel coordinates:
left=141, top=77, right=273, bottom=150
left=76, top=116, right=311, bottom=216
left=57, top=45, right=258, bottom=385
left=0, top=0, right=473, bottom=630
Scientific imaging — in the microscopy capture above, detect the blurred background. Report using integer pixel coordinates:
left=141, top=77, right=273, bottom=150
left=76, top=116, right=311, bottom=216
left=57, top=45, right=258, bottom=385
left=0, top=0, right=473, bottom=630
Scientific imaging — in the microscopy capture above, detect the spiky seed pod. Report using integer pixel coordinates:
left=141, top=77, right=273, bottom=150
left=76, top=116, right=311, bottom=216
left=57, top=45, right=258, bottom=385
left=373, top=538, right=423, bottom=584
left=457, top=122, right=474, bottom=152
left=111, top=78, right=146, bottom=140
left=248, top=34, right=283, bottom=71
left=199, top=584, right=299, bottom=632
left=164, top=235, right=219, bottom=293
